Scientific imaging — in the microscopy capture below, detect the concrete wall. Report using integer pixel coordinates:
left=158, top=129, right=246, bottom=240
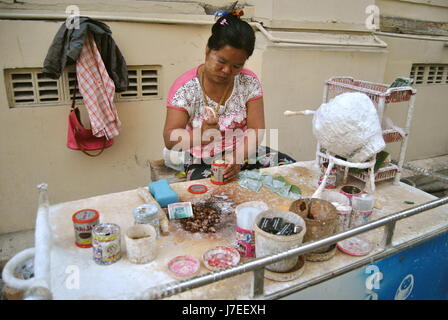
left=249, top=0, right=375, bottom=31
left=0, top=0, right=447, bottom=233
left=259, top=44, right=388, bottom=162
left=379, top=35, right=448, bottom=160
left=377, top=0, right=448, bottom=22
left=0, top=19, right=213, bottom=233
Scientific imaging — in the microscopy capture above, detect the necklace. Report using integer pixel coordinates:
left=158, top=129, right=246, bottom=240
left=200, top=69, right=233, bottom=115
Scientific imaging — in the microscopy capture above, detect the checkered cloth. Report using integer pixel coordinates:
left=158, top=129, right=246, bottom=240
left=76, top=33, right=121, bottom=139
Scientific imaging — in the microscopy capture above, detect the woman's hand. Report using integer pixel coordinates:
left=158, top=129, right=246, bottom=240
left=204, top=107, right=218, bottom=125
left=221, top=152, right=242, bottom=181
left=223, top=163, right=242, bottom=181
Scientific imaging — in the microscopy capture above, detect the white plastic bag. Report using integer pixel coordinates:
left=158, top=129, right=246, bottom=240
left=163, top=147, right=186, bottom=171
left=312, top=92, right=385, bottom=162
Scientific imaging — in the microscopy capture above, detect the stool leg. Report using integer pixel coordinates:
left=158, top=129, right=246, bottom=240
left=368, top=166, right=376, bottom=193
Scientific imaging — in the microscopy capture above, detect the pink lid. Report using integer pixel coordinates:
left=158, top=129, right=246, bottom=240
left=203, top=246, right=240, bottom=271
left=167, top=256, right=200, bottom=278
left=337, top=237, right=372, bottom=256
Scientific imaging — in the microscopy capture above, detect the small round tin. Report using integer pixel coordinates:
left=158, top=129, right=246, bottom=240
left=318, top=162, right=338, bottom=189
left=133, top=204, right=160, bottom=237
left=72, top=209, right=100, bottom=248
left=92, top=223, right=121, bottom=265
left=339, top=185, right=362, bottom=205
left=211, top=159, right=229, bottom=185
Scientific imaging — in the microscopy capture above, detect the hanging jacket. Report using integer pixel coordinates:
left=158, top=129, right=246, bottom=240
left=43, top=16, right=128, bottom=92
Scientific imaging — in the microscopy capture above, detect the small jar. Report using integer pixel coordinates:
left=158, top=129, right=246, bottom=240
left=211, top=159, right=229, bottom=185
left=133, top=204, right=160, bottom=237
left=318, top=162, right=338, bottom=189
left=72, top=209, right=100, bottom=248
left=92, top=223, right=121, bottom=265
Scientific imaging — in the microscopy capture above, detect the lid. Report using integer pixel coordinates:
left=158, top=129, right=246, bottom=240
left=188, top=184, right=208, bottom=194
left=202, top=246, right=240, bottom=271
left=167, top=255, right=200, bottom=278
left=72, top=209, right=100, bottom=224
left=337, top=237, right=372, bottom=256
left=93, top=223, right=120, bottom=236
left=133, top=204, right=158, bottom=217
left=212, top=159, right=228, bottom=166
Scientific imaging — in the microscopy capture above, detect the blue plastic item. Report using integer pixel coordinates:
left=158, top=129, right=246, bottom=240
left=148, top=179, right=179, bottom=208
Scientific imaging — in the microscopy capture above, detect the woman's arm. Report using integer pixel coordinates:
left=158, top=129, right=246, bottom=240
left=163, top=108, right=189, bottom=150
left=246, top=96, right=265, bottom=150
left=223, top=97, right=265, bottom=179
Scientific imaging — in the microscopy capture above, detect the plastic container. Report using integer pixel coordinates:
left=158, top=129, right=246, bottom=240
left=350, top=194, right=375, bottom=227
left=125, top=224, right=157, bottom=264
left=254, top=209, right=306, bottom=273
left=320, top=190, right=352, bottom=233
left=133, top=204, right=160, bottom=238
left=235, top=201, right=269, bottom=258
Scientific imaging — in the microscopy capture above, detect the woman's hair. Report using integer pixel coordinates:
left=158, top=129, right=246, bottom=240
left=207, top=13, right=255, bottom=57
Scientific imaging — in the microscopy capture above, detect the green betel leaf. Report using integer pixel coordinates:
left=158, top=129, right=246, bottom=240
left=290, top=184, right=302, bottom=195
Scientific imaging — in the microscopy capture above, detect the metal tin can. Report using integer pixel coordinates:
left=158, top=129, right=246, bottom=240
left=211, top=159, right=229, bottom=185
left=333, top=203, right=352, bottom=233
left=236, top=226, right=255, bottom=258
left=72, top=209, right=100, bottom=248
left=92, top=223, right=121, bottom=265
left=339, top=185, right=362, bottom=205
left=133, top=204, right=160, bottom=237
left=318, top=162, right=338, bottom=189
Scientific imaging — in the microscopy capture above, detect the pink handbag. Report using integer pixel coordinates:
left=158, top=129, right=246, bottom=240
left=67, top=82, right=113, bottom=157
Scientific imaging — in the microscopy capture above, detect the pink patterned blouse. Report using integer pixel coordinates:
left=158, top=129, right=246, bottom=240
left=167, top=65, right=263, bottom=158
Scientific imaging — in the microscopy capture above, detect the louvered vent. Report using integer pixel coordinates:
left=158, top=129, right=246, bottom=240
left=117, top=66, right=161, bottom=100
left=410, top=64, right=448, bottom=85
left=5, top=65, right=162, bottom=108
left=5, top=69, right=62, bottom=107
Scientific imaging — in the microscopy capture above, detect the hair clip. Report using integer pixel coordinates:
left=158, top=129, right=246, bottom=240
left=220, top=18, right=228, bottom=26
left=213, top=10, right=228, bottom=19
left=229, top=9, right=244, bottom=17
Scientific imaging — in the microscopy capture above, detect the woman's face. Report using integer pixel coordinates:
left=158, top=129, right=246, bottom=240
left=204, top=45, right=248, bottom=85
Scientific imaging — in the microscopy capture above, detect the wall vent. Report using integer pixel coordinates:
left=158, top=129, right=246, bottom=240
left=410, top=64, right=448, bottom=85
left=4, top=65, right=162, bottom=108
left=116, top=66, right=161, bottom=101
left=5, top=69, right=63, bottom=107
